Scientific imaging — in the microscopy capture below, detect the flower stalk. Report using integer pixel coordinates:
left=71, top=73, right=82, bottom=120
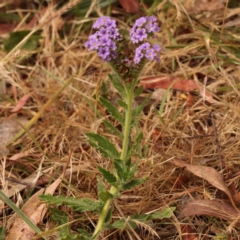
left=84, top=15, right=161, bottom=239
left=93, top=82, right=135, bottom=239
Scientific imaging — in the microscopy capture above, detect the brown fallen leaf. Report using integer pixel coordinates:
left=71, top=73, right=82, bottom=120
left=11, top=93, right=32, bottom=112
left=181, top=225, right=197, bottom=240
left=0, top=117, right=28, bottom=156
left=179, top=199, right=240, bottom=227
left=171, top=158, right=237, bottom=208
left=140, top=76, right=215, bottom=103
left=0, top=24, right=17, bottom=34
left=119, top=0, right=140, bottom=13
left=6, top=177, right=62, bottom=240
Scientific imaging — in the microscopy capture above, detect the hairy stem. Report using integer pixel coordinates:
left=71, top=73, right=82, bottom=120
left=93, top=84, right=133, bottom=239
left=120, top=87, right=133, bottom=161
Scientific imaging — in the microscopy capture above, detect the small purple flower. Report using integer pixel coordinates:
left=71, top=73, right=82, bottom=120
left=99, top=27, right=108, bottom=35
left=85, top=16, right=122, bottom=62
left=134, top=51, right=144, bottom=64
left=130, top=16, right=160, bottom=44
left=108, top=28, right=120, bottom=39
left=93, top=16, right=110, bottom=29
left=98, top=47, right=110, bottom=61
left=136, top=28, right=147, bottom=42
left=134, top=42, right=161, bottom=64
left=134, top=17, right=147, bottom=27
left=145, top=48, right=156, bottom=60
left=100, top=35, right=111, bottom=46
left=86, top=38, right=100, bottom=51
left=139, top=42, right=150, bottom=50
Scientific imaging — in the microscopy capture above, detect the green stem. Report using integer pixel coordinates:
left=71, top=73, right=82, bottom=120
left=120, top=87, right=133, bottom=161
left=93, top=186, right=117, bottom=239
left=93, top=84, right=134, bottom=239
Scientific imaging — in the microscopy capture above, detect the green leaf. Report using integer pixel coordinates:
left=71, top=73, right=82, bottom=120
left=122, top=178, right=147, bottom=190
left=98, top=191, right=113, bottom=202
left=0, top=227, right=6, bottom=240
left=4, top=30, right=42, bottom=52
left=98, top=166, right=117, bottom=184
left=100, top=80, right=109, bottom=99
left=39, top=194, right=100, bottom=212
left=128, top=162, right=138, bottom=180
left=50, top=208, right=71, bottom=238
left=130, top=213, right=148, bottom=222
left=132, top=94, right=151, bottom=120
left=134, top=85, right=143, bottom=97
left=110, top=218, right=137, bottom=230
left=108, top=74, right=126, bottom=99
left=113, top=159, right=125, bottom=180
left=97, top=177, right=105, bottom=193
left=127, top=132, right=143, bottom=159
left=103, top=120, right=123, bottom=139
left=117, top=99, right=127, bottom=110
left=105, top=207, right=113, bottom=224
left=74, top=229, right=94, bottom=240
left=86, top=132, right=120, bottom=159
left=149, top=207, right=176, bottom=220
left=100, top=97, right=124, bottom=124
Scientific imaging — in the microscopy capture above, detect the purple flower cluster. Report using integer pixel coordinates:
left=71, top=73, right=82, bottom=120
left=85, top=16, right=161, bottom=65
left=130, top=16, right=160, bottom=44
left=84, top=16, right=122, bottom=61
left=134, top=42, right=161, bottom=64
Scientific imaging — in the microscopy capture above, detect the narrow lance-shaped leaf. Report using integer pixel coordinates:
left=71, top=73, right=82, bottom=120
left=50, top=208, right=71, bottom=238
left=127, top=132, right=143, bottom=159
left=113, top=159, right=125, bottom=180
left=39, top=194, right=100, bottom=212
left=100, top=97, right=124, bottom=124
left=86, top=132, right=120, bottom=159
left=117, top=99, right=128, bottom=110
left=132, top=93, right=151, bottom=119
left=97, top=176, right=105, bottom=193
left=122, top=178, right=147, bottom=190
left=108, top=74, right=126, bottom=99
left=134, top=85, right=143, bottom=97
left=105, top=207, right=113, bottom=224
left=149, top=207, right=176, bottom=220
left=98, top=166, right=117, bottom=185
left=103, top=120, right=123, bottom=139
left=127, top=161, right=138, bottom=180
left=109, top=219, right=137, bottom=230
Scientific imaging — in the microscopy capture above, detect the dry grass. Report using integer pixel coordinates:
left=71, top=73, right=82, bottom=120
left=1, top=0, right=240, bottom=239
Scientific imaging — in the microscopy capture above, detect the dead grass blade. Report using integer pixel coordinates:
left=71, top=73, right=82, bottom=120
left=5, top=76, right=73, bottom=147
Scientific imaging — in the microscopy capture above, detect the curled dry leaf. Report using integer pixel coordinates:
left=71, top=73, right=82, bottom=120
left=179, top=199, right=240, bottom=227
left=171, top=158, right=236, bottom=207
left=140, top=75, right=215, bottom=103
left=181, top=225, right=197, bottom=240
left=11, top=93, right=32, bottom=112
